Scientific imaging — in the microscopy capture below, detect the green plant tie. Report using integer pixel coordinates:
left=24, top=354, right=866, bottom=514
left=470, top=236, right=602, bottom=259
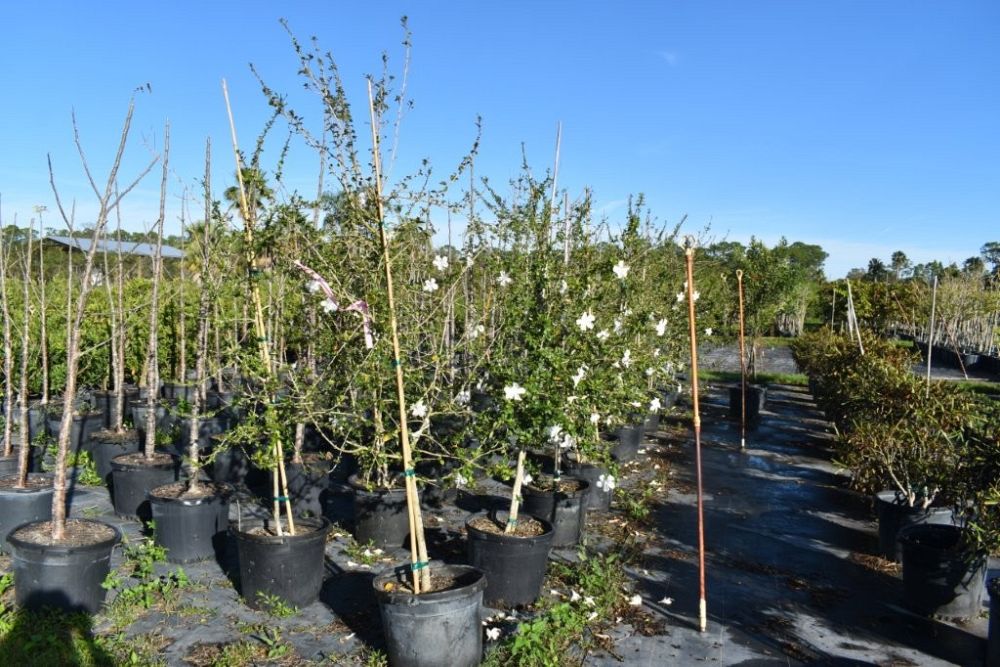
left=410, top=560, right=429, bottom=571
left=506, top=518, right=518, bottom=527
left=273, top=496, right=289, bottom=502
left=403, top=468, right=416, bottom=478
left=256, top=336, right=268, bottom=343
left=391, top=358, right=401, bottom=368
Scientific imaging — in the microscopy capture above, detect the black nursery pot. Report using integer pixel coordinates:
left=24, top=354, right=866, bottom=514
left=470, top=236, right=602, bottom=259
left=0, top=474, right=54, bottom=555
left=6, top=518, right=121, bottom=613
left=110, top=453, right=180, bottom=520
left=89, top=431, right=140, bottom=483
left=286, top=459, right=330, bottom=518
left=728, top=384, right=767, bottom=426
left=466, top=512, right=553, bottom=608
left=232, top=516, right=331, bottom=609
left=46, top=411, right=105, bottom=455
left=149, top=483, right=230, bottom=563
left=374, top=563, right=487, bottom=667
left=988, top=578, right=1000, bottom=667
left=611, top=425, right=642, bottom=462
left=349, top=474, right=419, bottom=549
left=898, top=523, right=986, bottom=620
left=562, top=459, right=612, bottom=511
left=874, top=490, right=956, bottom=563
left=521, top=476, right=590, bottom=548
left=0, top=454, right=16, bottom=477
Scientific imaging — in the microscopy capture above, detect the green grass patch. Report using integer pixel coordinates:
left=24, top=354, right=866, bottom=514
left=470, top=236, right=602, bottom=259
left=700, top=370, right=808, bottom=387
left=955, top=380, right=1000, bottom=398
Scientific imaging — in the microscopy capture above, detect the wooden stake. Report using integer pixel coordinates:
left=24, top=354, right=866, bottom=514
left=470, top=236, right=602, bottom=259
left=505, top=450, right=527, bottom=535
left=367, top=79, right=429, bottom=593
left=736, top=270, right=747, bottom=450
left=684, top=237, right=708, bottom=633
left=926, top=276, right=938, bottom=397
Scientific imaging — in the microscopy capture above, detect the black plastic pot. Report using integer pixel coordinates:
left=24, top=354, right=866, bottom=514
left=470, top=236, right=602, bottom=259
left=521, top=476, right=589, bottom=548
left=728, top=384, right=766, bottom=425
left=374, top=563, right=487, bottom=667
left=161, top=382, right=197, bottom=402
left=149, top=483, right=230, bottom=563
left=349, top=474, right=418, bottom=548
left=89, top=431, right=140, bottom=484
left=286, top=459, right=330, bottom=518
left=988, top=578, right=1000, bottom=667
left=0, top=474, right=54, bottom=554
left=6, top=518, right=121, bottom=613
left=0, top=454, right=16, bottom=477
left=91, top=389, right=138, bottom=429
left=209, top=443, right=252, bottom=486
left=110, top=453, right=179, bottom=520
left=642, top=412, right=660, bottom=438
left=46, top=411, right=105, bottom=455
left=611, top=425, right=642, bottom=462
left=174, top=415, right=230, bottom=453
left=130, top=401, right=171, bottom=445
left=232, top=516, right=331, bottom=609
left=874, top=490, right=955, bottom=562
left=898, top=523, right=986, bottom=620
left=562, top=459, right=612, bottom=511
left=466, top=512, right=553, bottom=607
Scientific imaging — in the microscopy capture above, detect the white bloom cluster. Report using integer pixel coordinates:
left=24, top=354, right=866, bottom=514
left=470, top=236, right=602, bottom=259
left=410, top=400, right=428, bottom=418
left=576, top=310, right=596, bottom=332
left=422, top=278, right=439, bottom=293
left=504, top=383, right=527, bottom=401
left=433, top=255, right=449, bottom=271
left=612, top=260, right=630, bottom=280
left=497, top=271, right=513, bottom=287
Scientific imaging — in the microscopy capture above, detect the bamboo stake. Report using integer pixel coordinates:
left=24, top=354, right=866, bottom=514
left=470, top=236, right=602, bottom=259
left=222, top=80, right=296, bottom=536
left=367, top=79, right=430, bottom=593
left=505, top=450, right=526, bottom=535
left=683, top=237, right=708, bottom=633
left=15, top=215, right=35, bottom=486
left=736, top=270, right=747, bottom=450
left=926, top=276, right=938, bottom=397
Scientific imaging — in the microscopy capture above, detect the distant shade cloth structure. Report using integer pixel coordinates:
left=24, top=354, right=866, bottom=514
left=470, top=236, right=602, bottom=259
left=45, top=235, right=184, bottom=259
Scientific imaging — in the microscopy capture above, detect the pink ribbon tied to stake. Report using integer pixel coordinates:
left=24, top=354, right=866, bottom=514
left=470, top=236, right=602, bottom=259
left=293, top=260, right=374, bottom=349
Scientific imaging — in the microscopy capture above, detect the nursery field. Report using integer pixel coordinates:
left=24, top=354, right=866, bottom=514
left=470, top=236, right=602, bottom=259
left=1, top=375, right=993, bottom=666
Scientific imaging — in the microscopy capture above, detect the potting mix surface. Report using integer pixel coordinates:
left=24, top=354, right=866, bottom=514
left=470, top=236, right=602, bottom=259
left=0, top=349, right=995, bottom=665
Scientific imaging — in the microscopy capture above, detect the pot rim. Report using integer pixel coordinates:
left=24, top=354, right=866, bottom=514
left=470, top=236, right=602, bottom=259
left=230, top=516, right=330, bottom=545
left=373, top=562, right=487, bottom=604
left=6, top=518, right=121, bottom=554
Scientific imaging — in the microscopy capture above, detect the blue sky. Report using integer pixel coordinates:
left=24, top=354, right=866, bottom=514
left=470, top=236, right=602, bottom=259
left=1, top=1, right=997, bottom=278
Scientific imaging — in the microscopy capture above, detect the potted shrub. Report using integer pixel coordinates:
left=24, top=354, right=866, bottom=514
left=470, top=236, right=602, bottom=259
left=6, top=105, right=151, bottom=612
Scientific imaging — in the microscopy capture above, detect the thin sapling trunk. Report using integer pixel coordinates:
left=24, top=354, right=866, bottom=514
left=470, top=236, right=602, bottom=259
left=15, top=217, right=36, bottom=486
left=144, top=125, right=170, bottom=458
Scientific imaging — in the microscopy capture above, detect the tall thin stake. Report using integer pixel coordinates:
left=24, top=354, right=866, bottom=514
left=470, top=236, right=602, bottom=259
left=736, top=269, right=747, bottom=449
left=222, top=80, right=295, bottom=536
left=367, top=79, right=430, bottom=593
left=926, top=275, right=938, bottom=397
left=684, top=238, right=708, bottom=633
left=505, top=450, right=527, bottom=535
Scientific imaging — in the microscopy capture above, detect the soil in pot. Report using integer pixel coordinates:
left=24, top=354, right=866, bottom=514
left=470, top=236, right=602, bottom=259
left=150, top=482, right=230, bottom=563
left=0, top=474, right=54, bottom=554
left=521, top=475, right=589, bottom=548
left=898, top=523, right=986, bottom=620
left=6, top=518, right=121, bottom=613
left=232, top=516, right=331, bottom=609
left=110, top=451, right=179, bottom=521
left=89, top=429, right=140, bottom=484
left=874, top=490, right=956, bottom=562
left=349, top=474, right=421, bottom=549
left=562, top=458, right=613, bottom=511
left=466, top=512, right=553, bottom=608
left=374, top=563, right=487, bottom=667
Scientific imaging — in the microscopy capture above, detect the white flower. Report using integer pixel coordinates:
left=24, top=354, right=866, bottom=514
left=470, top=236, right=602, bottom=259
left=560, top=279, right=568, bottom=295
left=653, top=348, right=661, bottom=357
left=321, top=298, right=338, bottom=313
left=566, top=395, right=578, bottom=403
left=587, top=611, right=598, bottom=621
left=596, top=329, right=610, bottom=342
left=645, top=367, right=654, bottom=377
left=547, top=425, right=564, bottom=443
left=590, top=413, right=600, bottom=425
left=597, top=474, right=616, bottom=492
left=621, top=349, right=632, bottom=368
left=522, top=473, right=534, bottom=486
left=504, top=383, right=527, bottom=401
left=655, top=318, right=668, bottom=336
left=649, top=397, right=662, bottom=412
left=422, top=278, right=439, bottom=293
left=613, top=318, right=623, bottom=334
left=583, top=595, right=595, bottom=607
left=363, top=548, right=373, bottom=558
left=612, top=260, right=630, bottom=280
left=486, top=627, right=501, bottom=641
left=373, top=548, right=384, bottom=556
left=307, top=280, right=322, bottom=294
left=455, top=473, right=468, bottom=488
left=433, top=255, right=449, bottom=271
left=560, top=434, right=575, bottom=450
left=704, top=327, right=713, bottom=336
left=497, top=271, right=513, bottom=287
left=659, top=596, right=673, bottom=606
left=570, top=590, right=581, bottom=602
left=675, top=292, right=685, bottom=303
left=692, top=290, right=700, bottom=302
left=628, top=594, right=642, bottom=607
left=572, top=366, right=587, bottom=388
left=576, top=311, right=596, bottom=332
left=410, top=400, right=428, bottom=419
left=456, top=390, right=471, bottom=406
left=470, top=324, right=486, bottom=340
